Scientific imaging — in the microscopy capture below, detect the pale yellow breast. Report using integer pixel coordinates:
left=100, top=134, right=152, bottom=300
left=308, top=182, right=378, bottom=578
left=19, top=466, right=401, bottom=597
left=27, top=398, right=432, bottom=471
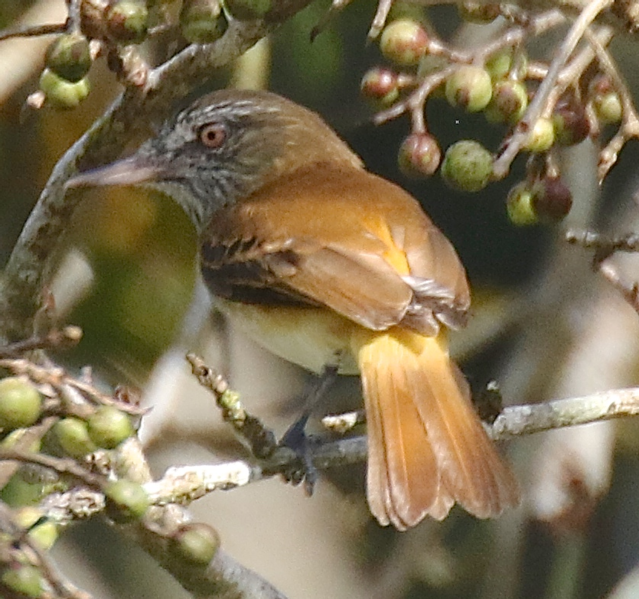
left=214, top=298, right=360, bottom=375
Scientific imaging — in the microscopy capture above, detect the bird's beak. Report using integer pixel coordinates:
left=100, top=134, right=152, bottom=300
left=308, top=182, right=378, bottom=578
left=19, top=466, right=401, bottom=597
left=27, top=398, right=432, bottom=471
left=65, top=156, right=162, bottom=190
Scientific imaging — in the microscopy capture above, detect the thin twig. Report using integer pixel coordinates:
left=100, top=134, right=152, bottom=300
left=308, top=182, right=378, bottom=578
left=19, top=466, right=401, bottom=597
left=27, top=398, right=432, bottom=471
left=493, top=0, right=614, bottom=178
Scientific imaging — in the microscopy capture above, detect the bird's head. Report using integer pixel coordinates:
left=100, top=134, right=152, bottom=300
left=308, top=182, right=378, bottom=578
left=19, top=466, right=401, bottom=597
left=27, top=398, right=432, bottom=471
left=67, top=90, right=361, bottom=233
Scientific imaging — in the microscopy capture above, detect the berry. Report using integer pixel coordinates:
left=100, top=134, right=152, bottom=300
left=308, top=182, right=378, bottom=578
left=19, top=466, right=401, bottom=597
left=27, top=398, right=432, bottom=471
left=398, top=133, right=441, bottom=177
left=552, top=101, right=590, bottom=146
left=506, top=182, right=538, bottom=226
left=54, top=417, right=97, bottom=458
left=361, top=68, right=399, bottom=105
left=45, top=33, right=92, bottom=83
left=106, top=0, right=149, bottom=44
left=87, top=405, right=134, bottom=449
left=532, top=177, right=573, bottom=222
left=171, top=523, right=220, bottom=565
left=104, top=479, right=150, bottom=523
left=485, top=50, right=512, bottom=80
left=445, top=65, right=492, bottom=113
left=524, top=117, right=555, bottom=153
left=15, top=507, right=58, bottom=551
left=0, top=378, right=42, bottom=431
left=485, top=80, right=528, bottom=124
left=441, top=140, right=493, bottom=192
left=180, top=0, right=228, bottom=43
left=39, top=68, right=90, bottom=110
left=379, top=19, right=429, bottom=66
left=1, top=565, right=43, bottom=598
left=593, top=91, right=622, bottom=125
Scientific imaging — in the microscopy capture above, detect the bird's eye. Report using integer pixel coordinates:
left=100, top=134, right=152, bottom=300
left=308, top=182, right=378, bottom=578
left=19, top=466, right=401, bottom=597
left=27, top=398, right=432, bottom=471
left=198, top=123, right=227, bottom=148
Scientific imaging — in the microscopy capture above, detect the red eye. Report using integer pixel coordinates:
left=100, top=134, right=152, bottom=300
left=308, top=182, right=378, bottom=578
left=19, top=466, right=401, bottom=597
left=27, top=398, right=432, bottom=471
left=199, top=123, right=226, bottom=148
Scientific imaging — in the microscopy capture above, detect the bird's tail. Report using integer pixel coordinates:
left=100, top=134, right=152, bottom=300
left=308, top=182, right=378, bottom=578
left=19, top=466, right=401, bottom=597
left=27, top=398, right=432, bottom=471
left=352, top=328, right=520, bottom=530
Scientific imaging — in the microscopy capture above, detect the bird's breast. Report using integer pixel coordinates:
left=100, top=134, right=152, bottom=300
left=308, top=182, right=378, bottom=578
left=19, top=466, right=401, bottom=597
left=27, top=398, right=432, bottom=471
left=213, top=298, right=360, bottom=375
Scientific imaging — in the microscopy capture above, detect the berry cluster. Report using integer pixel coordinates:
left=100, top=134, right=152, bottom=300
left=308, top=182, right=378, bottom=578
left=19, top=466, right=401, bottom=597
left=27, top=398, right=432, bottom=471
left=361, top=11, right=629, bottom=226
left=26, top=0, right=272, bottom=111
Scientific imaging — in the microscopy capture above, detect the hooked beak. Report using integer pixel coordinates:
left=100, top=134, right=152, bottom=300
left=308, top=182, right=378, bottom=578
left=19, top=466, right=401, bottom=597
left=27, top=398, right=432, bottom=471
left=65, top=156, right=164, bottom=190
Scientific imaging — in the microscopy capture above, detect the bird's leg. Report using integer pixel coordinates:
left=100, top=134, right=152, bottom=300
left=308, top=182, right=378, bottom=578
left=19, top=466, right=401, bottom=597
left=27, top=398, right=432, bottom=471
left=279, top=364, right=339, bottom=495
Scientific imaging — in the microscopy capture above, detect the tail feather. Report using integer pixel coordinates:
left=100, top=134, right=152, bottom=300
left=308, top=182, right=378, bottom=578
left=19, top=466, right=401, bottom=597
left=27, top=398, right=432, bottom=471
left=353, top=329, right=519, bottom=528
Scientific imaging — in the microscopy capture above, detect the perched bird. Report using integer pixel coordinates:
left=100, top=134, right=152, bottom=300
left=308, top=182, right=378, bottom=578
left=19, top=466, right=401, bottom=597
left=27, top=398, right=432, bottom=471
left=67, top=89, right=519, bottom=529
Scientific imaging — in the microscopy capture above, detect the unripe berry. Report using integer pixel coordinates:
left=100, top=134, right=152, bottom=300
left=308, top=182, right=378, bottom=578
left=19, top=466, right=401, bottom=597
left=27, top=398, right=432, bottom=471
left=485, top=80, right=528, bottom=124
left=171, top=523, right=221, bottom=565
left=361, top=68, right=399, bottom=105
left=106, top=0, right=149, bottom=44
left=398, top=133, right=441, bottom=177
left=593, top=92, right=622, bottom=125
left=15, top=507, right=59, bottom=551
left=39, top=68, right=90, bottom=109
left=445, top=65, right=492, bottom=113
left=224, top=0, right=271, bottom=20
left=506, top=182, right=538, bottom=226
left=532, top=176, right=572, bottom=222
left=180, top=0, right=228, bottom=43
left=552, top=101, right=590, bottom=146
left=441, top=140, right=493, bottom=192
left=379, top=19, right=429, bottom=66
left=0, top=377, right=42, bottom=431
left=1, top=565, right=43, bottom=598
left=104, top=479, right=150, bottom=522
left=54, top=417, right=97, bottom=458
left=485, top=50, right=512, bottom=81
left=45, top=33, right=92, bottom=83
left=523, top=117, right=555, bottom=153
left=87, top=405, right=134, bottom=449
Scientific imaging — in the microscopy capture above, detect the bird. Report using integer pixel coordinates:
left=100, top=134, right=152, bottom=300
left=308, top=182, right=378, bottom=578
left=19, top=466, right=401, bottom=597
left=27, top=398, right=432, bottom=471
left=67, top=89, right=520, bottom=530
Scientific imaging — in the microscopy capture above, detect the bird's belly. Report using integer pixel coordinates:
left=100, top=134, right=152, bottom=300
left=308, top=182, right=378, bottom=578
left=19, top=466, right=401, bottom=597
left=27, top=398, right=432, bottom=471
left=213, top=298, right=359, bottom=375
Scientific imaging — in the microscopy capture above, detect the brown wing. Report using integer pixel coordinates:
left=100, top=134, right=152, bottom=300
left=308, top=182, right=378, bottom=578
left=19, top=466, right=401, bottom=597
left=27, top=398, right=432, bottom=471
left=201, top=163, right=470, bottom=334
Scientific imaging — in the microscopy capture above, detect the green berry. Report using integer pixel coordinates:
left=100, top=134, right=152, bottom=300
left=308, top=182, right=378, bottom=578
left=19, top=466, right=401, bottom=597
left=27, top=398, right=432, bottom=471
left=379, top=19, right=429, bottom=66
left=54, top=417, right=97, bottom=458
left=180, top=0, right=228, bottom=43
left=1, top=565, right=43, bottom=598
left=524, top=117, right=555, bottom=153
left=106, top=0, right=149, bottom=43
left=441, top=140, right=493, bottom=192
left=104, top=479, right=150, bottom=523
left=552, top=101, right=590, bottom=146
left=485, top=50, right=512, bottom=80
left=506, top=182, right=538, bottom=226
left=593, top=91, right=622, bottom=125
left=361, top=67, right=399, bottom=105
left=398, top=133, right=441, bottom=177
left=445, top=65, right=492, bottom=113
left=171, top=523, right=220, bottom=565
left=15, top=507, right=58, bottom=551
left=87, top=405, right=134, bottom=449
left=45, top=33, right=92, bottom=83
left=39, top=68, right=90, bottom=110
left=0, top=378, right=42, bottom=431
left=224, top=0, right=271, bottom=20
left=485, top=80, right=528, bottom=124
left=532, top=177, right=572, bottom=222
left=0, top=429, right=41, bottom=452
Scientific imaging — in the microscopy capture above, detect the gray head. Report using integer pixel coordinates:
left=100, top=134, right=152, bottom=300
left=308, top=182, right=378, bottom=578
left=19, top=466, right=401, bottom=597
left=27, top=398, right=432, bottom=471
left=67, top=90, right=361, bottom=233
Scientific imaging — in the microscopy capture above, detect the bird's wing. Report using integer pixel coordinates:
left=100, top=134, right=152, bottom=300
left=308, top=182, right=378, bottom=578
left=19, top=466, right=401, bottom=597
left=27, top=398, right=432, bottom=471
left=201, top=163, right=469, bottom=333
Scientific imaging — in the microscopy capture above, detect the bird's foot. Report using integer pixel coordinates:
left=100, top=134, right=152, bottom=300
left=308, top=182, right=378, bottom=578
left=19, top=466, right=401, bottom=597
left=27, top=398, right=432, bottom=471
left=277, top=412, right=318, bottom=496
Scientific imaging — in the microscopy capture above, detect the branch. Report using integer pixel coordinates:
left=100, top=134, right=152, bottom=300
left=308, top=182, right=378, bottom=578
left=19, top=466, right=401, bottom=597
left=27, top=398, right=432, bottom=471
left=142, top=385, right=639, bottom=505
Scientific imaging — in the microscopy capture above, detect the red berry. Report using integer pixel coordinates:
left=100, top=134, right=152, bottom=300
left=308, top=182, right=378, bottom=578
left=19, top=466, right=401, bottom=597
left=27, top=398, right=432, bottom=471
left=398, top=133, right=441, bottom=177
